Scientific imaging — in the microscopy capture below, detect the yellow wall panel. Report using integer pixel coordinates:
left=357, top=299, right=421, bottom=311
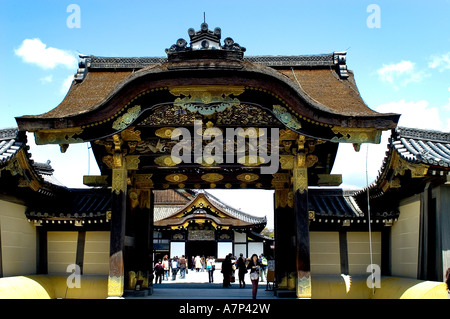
left=0, top=200, right=36, bottom=276
left=47, top=232, right=78, bottom=274
left=347, top=232, right=381, bottom=275
left=391, top=199, right=420, bottom=278
left=83, top=231, right=110, bottom=275
left=310, top=231, right=340, bottom=275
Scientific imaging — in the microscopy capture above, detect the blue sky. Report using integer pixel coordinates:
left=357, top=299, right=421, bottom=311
left=1, top=1, right=450, bottom=227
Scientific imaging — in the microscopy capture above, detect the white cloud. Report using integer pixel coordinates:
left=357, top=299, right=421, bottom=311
left=377, top=60, right=427, bottom=89
left=428, top=52, right=450, bottom=71
left=375, top=99, right=443, bottom=130
left=39, top=75, right=53, bottom=84
left=15, top=38, right=77, bottom=69
left=60, top=75, right=74, bottom=95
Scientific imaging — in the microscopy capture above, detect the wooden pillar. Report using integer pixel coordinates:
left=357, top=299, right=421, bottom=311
left=273, top=184, right=296, bottom=289
left=293, top=152, right=311, bottom=298
left=108, top=153, right=128, bottom=297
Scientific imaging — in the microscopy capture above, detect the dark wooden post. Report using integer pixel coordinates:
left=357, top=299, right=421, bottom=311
left=293, top=152, right=311, bottom=298
left=273, top=185, right=296, bottom=289
left=108, top=154, right=128, bottom=297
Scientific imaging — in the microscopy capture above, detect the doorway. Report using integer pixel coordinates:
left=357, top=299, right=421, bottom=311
left=185, top=241, right=217, bottom=269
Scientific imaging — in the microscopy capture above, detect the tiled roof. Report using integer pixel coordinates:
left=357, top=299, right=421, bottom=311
left=0, top=128, right=22, bottom=165
left=392, top=127, right=450, bottom=167
left=308, top=187, right=363, bottom=218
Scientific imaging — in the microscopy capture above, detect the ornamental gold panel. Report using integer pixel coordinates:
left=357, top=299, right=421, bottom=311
left=201, top=173, right=224, bottom=183
left=154, top=155, right=182, bottom=167
left=155, top=127, right=182, bottom=139
left=236, top=173, right=259, bottom=183
left=331, top=127, right=382, bottom=144
left=165, top=174, right=188, bottom=183
left=112, top=105, right=141, bottom=131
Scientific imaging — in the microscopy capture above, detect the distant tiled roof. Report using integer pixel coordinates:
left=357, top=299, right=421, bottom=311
left=308, top=187, right=363, bottom=218
left=392, top=127, right=450, bottom=167
left=0, top=128, right=22, bottom=165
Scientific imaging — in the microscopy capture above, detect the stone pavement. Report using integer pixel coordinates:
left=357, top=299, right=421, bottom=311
left=125, top=269, right=279, bottom=299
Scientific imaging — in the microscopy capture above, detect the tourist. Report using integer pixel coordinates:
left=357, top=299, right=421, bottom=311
left=171, top=256, right=179, bottom=280
left=154, top=260, right=164, bottom=284
left=162, top=255, right=169, bottom=281
left=191, top=256, right=195, bottom=271
left=195, top=255, right=202, bottom=272
left=206, top=256, right=216, bottom=283
left=247, top=254, right=261, bottom=299
left=236, top=253, right=248, bottom=288
left=259, top=254, right=268, bottom=282
left=221, top=253, right=233, bottom=288
left=179, top=255, right=187, bottom=279
left=201, top=255, right=206, bottom=272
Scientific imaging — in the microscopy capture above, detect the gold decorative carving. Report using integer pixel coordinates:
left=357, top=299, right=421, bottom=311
left=169, top=85, right=245, bottom=115
left=293, top=153, right=308, bottom=194
left=126, top=155, right=140, bottom=170
left=102, top=155, right=114, bottom=169
left=35, top=127, right=84, bottom=145
left=155, top=127, right=182, bottom=139
left=237, top=155, right=265, bottom=166
left=112, top=105, right=141, bottom=131
left=279, top=128, right=299, bottom=141
left=154, top=155, right=182, bottom=167
left=112, top=167, right=127, bottom=195
left=317, top=174, right=342, bottom=186
left=83, top=175, right=108, bottom=187
left=133, top=174, right=153, bottom=189
left=275, top=189, right=294, bottom=208
left=271, top=173, right=290, bottom=190
left=165, top=174, right=188, bottom=183
left=120, top=127, right=141, bottom=141
left=108, top=251, right=124, bottom=297
left=236, top=173, right=259, bottom=183
left=297, top=272, right=312, bottom=298
left=331, top=127, right=382, bottom=144
left=273, top=105, right=302, bottom=130
left=394, top=157, right=429, bottom=178
left=280, top=155, right=295, bottom=170
left=305, top=154, right=319, bottom=168
left=201, top=173, right=224, bottom=183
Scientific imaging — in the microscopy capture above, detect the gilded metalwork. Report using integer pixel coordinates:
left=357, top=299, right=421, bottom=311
left=165, top=173, right=188, bottom=183
left=154, top=155, right=182, bottom=167
left=201, top=173, right=224, bottom=183
left=112, top=105, right=141, bottom=131
left=293, top=153, right=308, bottom=194
left=35, top=127, right=84, bottom=145
left=317, top=174, right=342, bottom=186
left=120, top=127, right=141, bottom=141
left=271, top=173, right=290, bottom=190
left=273, top=104, right=302, bottom=130
left=237, top=155, right=265, bottom=166
left=126, top=155, right=140, bottom=170
left=236, top=173, right=259, bottom=183
left=155, top=127, right=182, bottom=139
left=133, top=174, right=154, bottom=189
left=274, top=189, right=294, bottom=208
left=112, top=167, right=127, bottom=195
left=297, top=272, right=312, bottom=298
left=280, top=155, right=294, bottom=170
left=331, top=127, right=382, bottom=144
left=83, top=175, right=108, bottom=187
left=169, top=85, right=245, bottom=115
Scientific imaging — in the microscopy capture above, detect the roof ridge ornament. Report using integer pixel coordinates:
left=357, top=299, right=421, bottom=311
left=165, top=23, right=246, bottom=60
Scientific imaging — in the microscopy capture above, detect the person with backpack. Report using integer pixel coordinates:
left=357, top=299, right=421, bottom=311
left=259, top=254, right=268, bottom=282
left=170, top=256, right=179, bottom=280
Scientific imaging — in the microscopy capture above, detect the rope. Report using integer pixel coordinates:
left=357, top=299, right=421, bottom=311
left=366, top=144, right=375, bottom=295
